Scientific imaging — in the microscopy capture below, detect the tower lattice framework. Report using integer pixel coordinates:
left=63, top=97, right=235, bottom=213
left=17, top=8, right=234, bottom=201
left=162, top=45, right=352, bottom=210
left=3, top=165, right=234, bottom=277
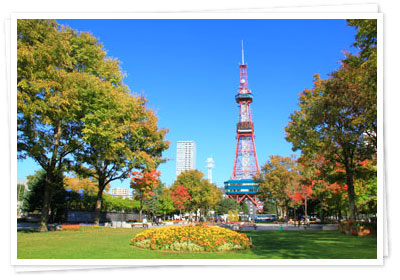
left=224, top=42, right=262, bottom=211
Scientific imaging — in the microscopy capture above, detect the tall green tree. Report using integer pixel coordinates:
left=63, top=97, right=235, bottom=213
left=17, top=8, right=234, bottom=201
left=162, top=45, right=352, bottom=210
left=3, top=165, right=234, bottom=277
left=285, top=20, right=377, bottom=221
left=17, top=20, right=113, bottom=231
left=18, top=19, right=169, bottom=229
left=75, top=87, right=168, bottom=225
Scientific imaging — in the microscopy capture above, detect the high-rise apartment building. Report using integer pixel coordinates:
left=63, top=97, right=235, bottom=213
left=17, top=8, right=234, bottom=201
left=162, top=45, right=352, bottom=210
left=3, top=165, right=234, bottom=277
left=176, top=141, right=196, bottom=177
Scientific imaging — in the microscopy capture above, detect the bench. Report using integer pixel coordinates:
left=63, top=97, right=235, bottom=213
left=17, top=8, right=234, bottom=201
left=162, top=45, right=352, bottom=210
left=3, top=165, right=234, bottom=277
left=131, top=223, right=149, bottom=228
left=239, top=223, right=257, bottom=230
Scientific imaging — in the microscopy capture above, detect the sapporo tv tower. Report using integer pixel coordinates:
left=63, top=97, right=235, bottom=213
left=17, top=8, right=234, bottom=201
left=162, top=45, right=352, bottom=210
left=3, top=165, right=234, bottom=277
left=224, top=41, right=263, bottom=212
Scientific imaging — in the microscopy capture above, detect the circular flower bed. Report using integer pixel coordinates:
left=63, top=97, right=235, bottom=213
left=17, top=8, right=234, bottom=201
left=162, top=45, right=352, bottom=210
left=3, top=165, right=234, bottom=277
left=131, top=224, right=250, bottom=252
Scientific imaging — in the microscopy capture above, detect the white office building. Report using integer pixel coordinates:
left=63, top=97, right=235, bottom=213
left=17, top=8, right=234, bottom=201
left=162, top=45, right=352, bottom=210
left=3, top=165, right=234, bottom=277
left=176, top=141, right=196, bottom=177
left=111, top=188, right=132, bottom=197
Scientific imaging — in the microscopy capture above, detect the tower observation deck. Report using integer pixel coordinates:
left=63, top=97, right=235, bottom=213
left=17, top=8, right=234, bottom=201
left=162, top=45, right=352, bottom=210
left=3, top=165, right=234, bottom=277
left=224, top=42, right=263, bottom=212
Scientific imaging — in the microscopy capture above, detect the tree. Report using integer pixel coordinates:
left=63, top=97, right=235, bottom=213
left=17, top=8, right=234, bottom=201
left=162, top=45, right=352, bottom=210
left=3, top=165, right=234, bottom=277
left=170, top=185, right=191, bottom=217
left=130, top=169, right=161, bottom=221
left=171, top=170, right=204, bottom=220
left=17, top=19, right=134, bottom=231
left=216, top=198, right=240, bottom=215
left=347, top=19, right=377, bottom=60
left=158, top=187, right=175, bottom=219
left=74, top=74, right=169, bottom=225
left=240, top=202, right=249, bottom=214
left=23, top=170, right=67, bottom=223
left=300, top=153, right=354, bottom=221
left=198, top=181, right=222, bottom=217
left=76, top=88, right=168, bottom=224
left=18, top=19, right=169, bottom=230
left=285, top=20, right=377, bottom=221
left=18, top=19, right=78, bottom=231
left=171, top=170, right=222, bottom=220
left=255, top=155, right=301, bottom=219
left=285, top=72, right=375, bottom=220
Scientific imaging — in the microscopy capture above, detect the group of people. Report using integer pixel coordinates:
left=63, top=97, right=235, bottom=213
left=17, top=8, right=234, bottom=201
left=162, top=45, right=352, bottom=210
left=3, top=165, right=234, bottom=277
left=142, top=216, right=163, bottom=227
left=288, top=216, right=310, bottom=227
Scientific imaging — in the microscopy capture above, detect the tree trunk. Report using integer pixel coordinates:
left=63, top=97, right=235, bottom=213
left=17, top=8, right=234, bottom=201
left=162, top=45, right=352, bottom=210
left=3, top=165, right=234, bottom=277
left=345, top=165, right=357, bottom=221
left=39, top=172, right=53, bottom=232
left=139, top=197, right=143, bottom=221
left=320, top=204, right=325, bottom=224
left=304, top=197, right=308, bottom=220
left=94, top=187, right=104, bottom=225
left=337, top=200, right=342, bottom=222
left=39, top=124, right=62, bottom=232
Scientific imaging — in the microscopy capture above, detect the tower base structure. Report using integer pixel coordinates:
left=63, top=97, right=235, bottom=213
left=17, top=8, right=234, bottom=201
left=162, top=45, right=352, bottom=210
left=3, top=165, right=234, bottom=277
left=224, top=179, right=263, bottom=212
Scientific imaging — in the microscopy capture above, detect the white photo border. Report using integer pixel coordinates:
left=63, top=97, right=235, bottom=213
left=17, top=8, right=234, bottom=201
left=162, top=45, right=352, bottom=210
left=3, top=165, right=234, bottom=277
left=10, top=12, right=383, bottom=266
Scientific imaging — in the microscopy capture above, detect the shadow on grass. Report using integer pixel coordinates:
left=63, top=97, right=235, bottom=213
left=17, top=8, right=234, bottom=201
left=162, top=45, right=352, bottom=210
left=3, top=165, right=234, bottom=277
left=17, top=229, right=39, bottom=234
left=243, top=230, right=377, bottom=259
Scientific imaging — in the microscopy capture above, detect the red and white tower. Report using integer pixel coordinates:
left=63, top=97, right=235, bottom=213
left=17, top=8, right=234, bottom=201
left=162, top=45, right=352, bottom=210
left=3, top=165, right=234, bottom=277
left=224, top=42, right=262, bottom=211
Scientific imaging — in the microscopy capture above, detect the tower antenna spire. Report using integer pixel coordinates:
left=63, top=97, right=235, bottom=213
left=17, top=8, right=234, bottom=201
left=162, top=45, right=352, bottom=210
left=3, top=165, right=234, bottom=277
left=241, top=40, right=245, bottom=65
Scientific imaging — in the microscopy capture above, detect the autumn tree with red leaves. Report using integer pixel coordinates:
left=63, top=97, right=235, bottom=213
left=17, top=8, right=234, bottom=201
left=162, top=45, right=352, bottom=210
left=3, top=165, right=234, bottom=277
left=297, top=155, right=348, bottom=222
left=130, top=169, right=161, bottom=221
left=170, top=185, right=191, bottom=217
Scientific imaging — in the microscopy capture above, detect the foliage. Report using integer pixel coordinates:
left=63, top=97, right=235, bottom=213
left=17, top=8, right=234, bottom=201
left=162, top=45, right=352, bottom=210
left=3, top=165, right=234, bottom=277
left=74, top=83, right=169, bottom=224
left=131, top=169, right=161, bottom=198
left=285, top=20, right=377, bottom=220
left=131, top=225, right=250, bottom=252
left=101, top=194, right=140, bottom=213
left=158, top=187, right=175, bottom=216
left=64, top=175, right=107, bottom=194
left=241, top=201, right=249, bottom=214
left=130, top=169, right=161, bottom=220
left=227, top=210, right=234, bottom=222
left=171, top=170, right=222, bottom=217
left=17, top=19, right=86, bottom=231
left=216, top=198, right=241, bottom=215
left=22, top=170, right=66, bottom=223
left=293, top=154, right=348, bottom=221
left=347, top=19, right=377, bottom=60
left=255, top=155, right=301, bottom=217
left=170, top=185, right=191, bottom=213
left=23, top=170, right=140, bottom=214
left=233, top=210, right=239, bottom=222
left=17, top=19, right=169, bottom=230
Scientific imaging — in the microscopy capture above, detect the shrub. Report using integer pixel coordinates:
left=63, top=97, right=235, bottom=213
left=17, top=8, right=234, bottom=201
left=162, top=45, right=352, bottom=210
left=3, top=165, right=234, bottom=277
left=131, top=224, right=250, bottom=252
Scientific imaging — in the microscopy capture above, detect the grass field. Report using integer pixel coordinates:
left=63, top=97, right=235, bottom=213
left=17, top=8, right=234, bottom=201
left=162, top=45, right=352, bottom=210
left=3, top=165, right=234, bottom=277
left=17, top=227, right=377, bottom=259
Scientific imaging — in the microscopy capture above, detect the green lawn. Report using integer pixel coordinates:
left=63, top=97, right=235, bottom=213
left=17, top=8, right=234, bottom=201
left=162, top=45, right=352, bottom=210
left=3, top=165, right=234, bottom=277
left=17, top=227, right=377, bottom=259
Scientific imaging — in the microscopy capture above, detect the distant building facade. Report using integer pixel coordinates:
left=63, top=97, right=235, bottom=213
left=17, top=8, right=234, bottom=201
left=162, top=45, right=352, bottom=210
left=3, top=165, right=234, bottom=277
left=176, top=141, right=196, bottom=177
left=111, top=188, right=132, bottom=197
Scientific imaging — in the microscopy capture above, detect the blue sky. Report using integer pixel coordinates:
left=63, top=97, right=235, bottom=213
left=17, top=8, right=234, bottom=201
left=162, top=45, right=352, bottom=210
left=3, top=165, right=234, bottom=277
left=17, top=19, right=358, bottom=190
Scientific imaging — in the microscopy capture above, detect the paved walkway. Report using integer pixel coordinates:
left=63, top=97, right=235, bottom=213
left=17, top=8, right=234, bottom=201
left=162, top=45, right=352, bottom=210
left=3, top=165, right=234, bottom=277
left=17, top=222, right=338, bottom=231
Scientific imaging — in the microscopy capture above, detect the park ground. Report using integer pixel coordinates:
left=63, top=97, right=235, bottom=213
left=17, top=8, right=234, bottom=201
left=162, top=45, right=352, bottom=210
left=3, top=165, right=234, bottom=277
left=17, top=227, right=377, bottom=259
